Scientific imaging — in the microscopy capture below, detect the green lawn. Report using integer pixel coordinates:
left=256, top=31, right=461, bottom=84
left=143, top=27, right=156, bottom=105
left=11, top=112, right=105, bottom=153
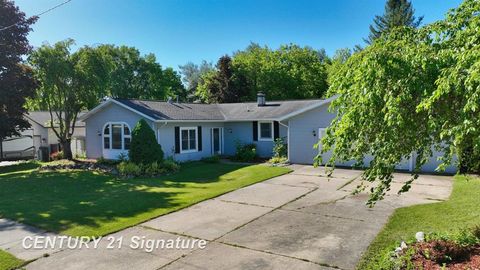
left=0, top=161, right=291, bottom=237
left=358, top=175, right=480, bottom=269
left=0, top=249, right=23, bottom=270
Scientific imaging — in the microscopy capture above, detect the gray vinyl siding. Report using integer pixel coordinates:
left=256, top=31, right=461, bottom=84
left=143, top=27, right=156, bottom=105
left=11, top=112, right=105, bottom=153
left=157, top=122, right=224, bottom=162
left=287, top=104, right=335, bottom=164
left=84, top=103, right=153, bottom=159
left=223, top=122, right=287, bottom=158
left=287, top=103, right=457, bottom=174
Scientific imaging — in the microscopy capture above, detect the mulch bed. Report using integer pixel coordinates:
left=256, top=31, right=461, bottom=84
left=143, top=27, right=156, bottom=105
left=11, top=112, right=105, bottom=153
left=39, top=159, right=118, bottom=174
left=410, top=240, right=480, bottom=269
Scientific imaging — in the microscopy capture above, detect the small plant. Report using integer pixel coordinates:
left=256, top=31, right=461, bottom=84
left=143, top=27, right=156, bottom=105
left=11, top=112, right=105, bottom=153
left=162, top=157, right=180, bottom=173
left=117, top=161, right=142, bottom=177
left=201, top=155, right=220, bottom=163
left=272, top=137, right=287, bottom=158
left=96, top=156, right=120, bottom=166
left=472, top=225, right=480, bottom=240
left=118, top=152, right=128, bottom=162
left=143, top=161, right=166, bottom=177
left=268, top=156, right=288, bottom=165
left=74, top=152, right=87, bottom=159
left=50, top=151, right=64, bottom=161
left=234, top=140, right=257, bottom=162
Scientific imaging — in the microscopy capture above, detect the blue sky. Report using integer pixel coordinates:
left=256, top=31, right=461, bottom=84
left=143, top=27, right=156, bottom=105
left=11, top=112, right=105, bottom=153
left=16, top=0, right=462, bottom=70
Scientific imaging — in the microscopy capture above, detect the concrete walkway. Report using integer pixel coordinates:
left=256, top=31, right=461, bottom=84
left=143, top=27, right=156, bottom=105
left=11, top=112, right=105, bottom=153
left=0, top=219, right=61, bottom=261
left=24, top=165, right=453, bottom=270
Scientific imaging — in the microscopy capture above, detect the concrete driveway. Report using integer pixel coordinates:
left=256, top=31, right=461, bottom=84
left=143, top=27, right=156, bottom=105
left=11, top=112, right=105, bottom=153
left=25, top=165, right=453, bottom=270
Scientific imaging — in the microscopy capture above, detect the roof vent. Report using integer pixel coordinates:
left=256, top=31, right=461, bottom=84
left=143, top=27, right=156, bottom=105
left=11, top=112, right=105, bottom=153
left=257, top=92, right=266, bottom=107
left=167, top=97, right=173, bottom=104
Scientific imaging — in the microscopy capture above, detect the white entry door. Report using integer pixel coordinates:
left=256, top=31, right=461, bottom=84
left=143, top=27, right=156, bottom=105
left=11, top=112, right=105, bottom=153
left=211, top=128, right=223, bottom=155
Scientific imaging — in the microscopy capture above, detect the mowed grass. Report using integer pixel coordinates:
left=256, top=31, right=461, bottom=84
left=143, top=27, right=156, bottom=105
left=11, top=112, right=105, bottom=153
left=358, top=175, right=480, bottom=269
left=0, top=249, right=24, bottom=270
left=0, top=162, right=291, bottom=237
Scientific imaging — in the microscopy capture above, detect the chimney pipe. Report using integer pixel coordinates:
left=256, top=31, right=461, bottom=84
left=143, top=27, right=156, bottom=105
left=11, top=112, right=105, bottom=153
left=257, top=92, right=266, bottom=106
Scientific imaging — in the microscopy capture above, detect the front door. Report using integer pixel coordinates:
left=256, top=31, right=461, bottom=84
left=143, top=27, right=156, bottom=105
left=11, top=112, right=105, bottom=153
left=211, top=128, right=223, bottom=155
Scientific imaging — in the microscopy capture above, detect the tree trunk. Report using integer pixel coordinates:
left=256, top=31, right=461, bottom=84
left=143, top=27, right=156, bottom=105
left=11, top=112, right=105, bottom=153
left=0, top=138, right=3, bottom=161
left=62, top=140, right=73, bottom=160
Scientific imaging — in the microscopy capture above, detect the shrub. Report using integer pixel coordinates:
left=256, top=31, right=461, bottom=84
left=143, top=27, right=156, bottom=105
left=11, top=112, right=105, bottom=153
left=118, top=152, right=128, bottom=162
left=272, top=137, right=287, bottom=158
left=162, top=157, right=180, bottom=173
left=117, top=158, right=180, bottom=178
left=96, top=156, right=120, bottom=166
left=117, top=161, right=142, bottom=177
left=143, top=161, right=166, bottom=177
left=234, top=141, right=257, bottom=162
left=129, top=119, right=164, bottom=164
left=201, top=155, right=220, bottom=163
left=50, top=151, right=64, bottom=161
left=268, top=156, right=288, bottom=165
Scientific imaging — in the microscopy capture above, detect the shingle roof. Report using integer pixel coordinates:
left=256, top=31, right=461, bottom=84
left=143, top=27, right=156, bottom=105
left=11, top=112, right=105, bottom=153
left=217, top=100, right=323, bottom=120
left=113, top=98, right=327, bottom=121
left=26, top=111, right=86, bottom=127
left=115, top=99, right=225, bottom=120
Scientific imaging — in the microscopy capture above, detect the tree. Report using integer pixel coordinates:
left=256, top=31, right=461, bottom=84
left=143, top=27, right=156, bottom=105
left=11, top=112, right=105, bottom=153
left=129, top=119, right=164, bottom=164
left=365, top=0, right=423, bottom=44
left=327, top=48, right=352, bottom=86
left=318, top=0, right=480, bottom=205
left=232, top=43, right=330, bottom=100
left=29, top=39, right=109, bottom=159
left=179, top=60, right=213, bottom=101
left=96, top=45, right=184, bottom=103
left=197, top=55, right=248, bottom=103
left=0, top=0, right=37, bottom=159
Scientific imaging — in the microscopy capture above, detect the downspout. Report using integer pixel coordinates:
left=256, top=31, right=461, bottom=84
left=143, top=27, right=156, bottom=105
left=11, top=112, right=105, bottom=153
left=278, top=121, right=289, bottom=162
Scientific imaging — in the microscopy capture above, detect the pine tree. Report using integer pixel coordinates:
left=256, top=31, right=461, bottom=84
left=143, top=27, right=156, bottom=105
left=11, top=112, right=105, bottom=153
left=365, top=0, right=423, bottom=44
left=205, top=55, right=248, bottom=103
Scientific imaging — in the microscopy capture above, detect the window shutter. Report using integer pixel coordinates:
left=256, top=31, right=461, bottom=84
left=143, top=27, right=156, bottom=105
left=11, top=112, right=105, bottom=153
left=174, top=126, right=180, bottom=154
left=197, top=126, right=202, bottom=151
left=253, top=121, right=258, bottom=141
left=273, top=121, right=280, bottom=140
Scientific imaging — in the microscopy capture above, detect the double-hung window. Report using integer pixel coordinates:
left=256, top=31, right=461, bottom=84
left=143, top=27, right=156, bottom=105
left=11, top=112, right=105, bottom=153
left=180, top=127, right=197, bottom=153
left=258, top=121, right=273, bottom=141
left=103, top=123, right=131, bottom=150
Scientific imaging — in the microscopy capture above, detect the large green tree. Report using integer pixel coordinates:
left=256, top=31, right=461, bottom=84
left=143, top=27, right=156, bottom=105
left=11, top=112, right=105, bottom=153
left=0, top=0, right=37, bottom=159
left=231, top=43, right=330, bottom=100
left=197, top=55, right=249, bottom=103
left=179, top=60, right=213, bottom=101
left=29, top=39, right=109, bottom=159
left=318, top=0, right=480, bottom=205
left=365, top=0, right=423, bottom=44
left=97, top=45, right=184, bottom=103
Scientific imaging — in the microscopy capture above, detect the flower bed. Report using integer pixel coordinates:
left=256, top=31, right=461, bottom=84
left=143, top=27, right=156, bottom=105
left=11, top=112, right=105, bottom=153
left=388, top=227, right=480, bottom=270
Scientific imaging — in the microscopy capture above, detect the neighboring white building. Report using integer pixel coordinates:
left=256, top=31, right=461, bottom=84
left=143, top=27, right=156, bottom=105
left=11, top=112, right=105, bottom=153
left=1, top=112, right=86, bottom=160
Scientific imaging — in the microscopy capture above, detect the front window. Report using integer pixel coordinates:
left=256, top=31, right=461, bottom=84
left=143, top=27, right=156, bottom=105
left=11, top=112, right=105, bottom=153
left=103, top=123, right=131, bottom=150
left=259, top=122, right=273, bottom=141
left=180, top=127, right=197, bottom=153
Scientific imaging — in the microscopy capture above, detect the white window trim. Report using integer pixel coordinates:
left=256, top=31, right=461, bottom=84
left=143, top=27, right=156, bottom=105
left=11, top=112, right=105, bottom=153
left=179, top=127, right=198, bottom=154
left=258, top=121, right=274, bottom=141
left=102, top=122, right=131, bottom=151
